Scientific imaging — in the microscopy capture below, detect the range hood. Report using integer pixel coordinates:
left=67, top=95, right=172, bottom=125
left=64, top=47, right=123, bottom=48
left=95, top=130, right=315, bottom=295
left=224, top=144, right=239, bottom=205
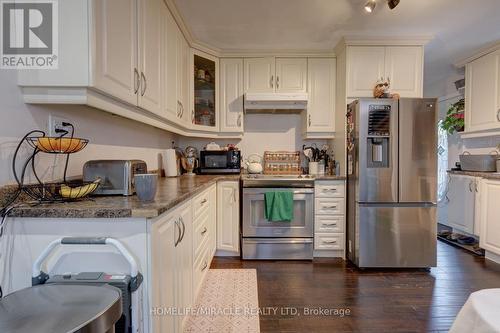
left=244, top=93, right=308, bottom=113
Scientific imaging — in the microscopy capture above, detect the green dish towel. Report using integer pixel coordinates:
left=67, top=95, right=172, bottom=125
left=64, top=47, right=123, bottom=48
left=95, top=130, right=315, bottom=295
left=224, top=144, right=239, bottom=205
left=264, top=191, right=294, bottom=222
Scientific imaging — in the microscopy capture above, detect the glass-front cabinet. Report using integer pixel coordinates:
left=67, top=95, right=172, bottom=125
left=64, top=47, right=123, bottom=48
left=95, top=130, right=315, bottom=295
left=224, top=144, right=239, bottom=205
left=190, top=50, right=219, bottom=131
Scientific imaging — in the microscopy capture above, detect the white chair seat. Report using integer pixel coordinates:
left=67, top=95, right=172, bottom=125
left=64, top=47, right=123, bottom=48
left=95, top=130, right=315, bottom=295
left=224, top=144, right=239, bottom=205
left=450, top=289, right=500, bottom=333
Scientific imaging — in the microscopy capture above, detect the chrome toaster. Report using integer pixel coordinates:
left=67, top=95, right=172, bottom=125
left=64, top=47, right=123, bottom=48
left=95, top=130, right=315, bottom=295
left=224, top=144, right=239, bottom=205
left=83, top=160, right=147, bottom=196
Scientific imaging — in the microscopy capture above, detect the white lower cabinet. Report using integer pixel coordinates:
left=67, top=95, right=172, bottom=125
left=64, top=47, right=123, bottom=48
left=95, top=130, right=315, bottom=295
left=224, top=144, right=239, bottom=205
left=479, top=178, right=500, bottom=258
left=446, top=174, right=479, bottom=235
left=150, top=200, right=192, bottom=333
left=314, top=180, right=346, bottom=258
left=151, top=185, right=217, bottom=333
left=216, top=181, right=240, bottom=255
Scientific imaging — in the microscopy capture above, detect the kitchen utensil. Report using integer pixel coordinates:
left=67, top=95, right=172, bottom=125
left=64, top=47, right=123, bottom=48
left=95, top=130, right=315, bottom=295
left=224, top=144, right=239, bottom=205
left=246, top=154, right=263, bottom=174
left=181, top=156, right=199, bottom=175
left=134, top=173, right=158, bottom=202
left=459, top=151, right=498, bottom=172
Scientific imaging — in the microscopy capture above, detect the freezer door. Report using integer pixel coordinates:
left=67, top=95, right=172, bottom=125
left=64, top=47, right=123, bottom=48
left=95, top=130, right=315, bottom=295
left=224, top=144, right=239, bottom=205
left=398, top=98, right=437, bottom=203
left=357, top=99, right=399, bottom=203
left=358, top=204, right=437, bottom=268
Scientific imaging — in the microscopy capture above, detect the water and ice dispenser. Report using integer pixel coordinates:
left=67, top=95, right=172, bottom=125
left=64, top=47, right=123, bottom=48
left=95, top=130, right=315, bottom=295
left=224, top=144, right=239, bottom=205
left=366, top=105, right=391, bottom=168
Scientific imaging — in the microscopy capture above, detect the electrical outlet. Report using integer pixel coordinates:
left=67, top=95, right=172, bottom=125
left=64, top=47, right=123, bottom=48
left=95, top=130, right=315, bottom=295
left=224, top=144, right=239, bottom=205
left=48, top=115, right=72, bottom=136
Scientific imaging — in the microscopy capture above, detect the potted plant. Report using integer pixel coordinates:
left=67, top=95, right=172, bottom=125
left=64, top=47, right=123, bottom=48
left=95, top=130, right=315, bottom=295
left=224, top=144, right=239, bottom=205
left=440, top=98, right=465, bottom=134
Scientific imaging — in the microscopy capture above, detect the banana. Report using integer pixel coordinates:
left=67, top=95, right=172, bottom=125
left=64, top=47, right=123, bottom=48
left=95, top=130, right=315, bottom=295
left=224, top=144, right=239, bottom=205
left=60, top=178, right=101, bottom=199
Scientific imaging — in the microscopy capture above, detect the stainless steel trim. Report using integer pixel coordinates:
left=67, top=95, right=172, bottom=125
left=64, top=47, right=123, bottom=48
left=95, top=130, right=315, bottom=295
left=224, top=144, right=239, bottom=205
left=134, top=68, right=140, bottom=94
left=243, top=239, right=313, bottom=244
left=140, top=72, right=147, bottom=96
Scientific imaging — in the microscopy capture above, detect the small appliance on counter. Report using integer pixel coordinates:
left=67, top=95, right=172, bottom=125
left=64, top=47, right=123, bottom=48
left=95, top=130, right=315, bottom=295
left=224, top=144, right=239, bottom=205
left=83, top=160, right=147, bottom=196
left=459, top=151, right=498, bottom=172
left=199, top=148, right=241, bottom=174
left=181, top=146, right=199, bottom=175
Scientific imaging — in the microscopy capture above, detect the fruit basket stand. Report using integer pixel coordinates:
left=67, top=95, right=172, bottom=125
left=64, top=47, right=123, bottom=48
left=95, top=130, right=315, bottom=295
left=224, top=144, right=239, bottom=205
left=10, top=124, right=100, bottom=203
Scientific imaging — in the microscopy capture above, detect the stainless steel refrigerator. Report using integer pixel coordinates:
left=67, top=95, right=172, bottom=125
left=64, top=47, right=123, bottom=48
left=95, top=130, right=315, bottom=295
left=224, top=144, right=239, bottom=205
left=346, top=98, right=437, bottom=268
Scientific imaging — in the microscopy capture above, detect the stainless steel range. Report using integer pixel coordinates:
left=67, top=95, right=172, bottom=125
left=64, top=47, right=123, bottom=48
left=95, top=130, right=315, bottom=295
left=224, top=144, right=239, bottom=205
left=241, top=174, right=314, bottom=260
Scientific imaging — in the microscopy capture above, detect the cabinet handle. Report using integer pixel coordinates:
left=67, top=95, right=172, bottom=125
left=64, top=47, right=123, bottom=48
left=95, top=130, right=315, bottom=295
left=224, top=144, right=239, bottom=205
left=323, top=188, right=337, bottom=192
left=468, top=180, right=473, bottom=192
left=201, top=198, right=207, bottom=205
left=237, top=113, right=242, bottom=127
left=276, top=76, right=280, bottom=89
left=233, top=188, right=238, bottom=203
left=324, top=205, right=337, bottom=209
left=174, top=220, right=181, bottom=247
left=475, top=180, right=479, bottom=193
left=323, top=240, right=337, bottom=244
left=270, top=75, right=274, bottom=88
left=179, top=217, right=185, bottom=243
left=308, top=115, right=311, bottom=127
left=322, top=222, right=337, bottom=226
left=201, top=261, right=208, bottom=271
left=497, top=109, right=500, bottom=122
left=140, top=72, right=147, bottom=96
left=201, top=227, right=207, bottom=236
left=177, top=101, right=181, bottom=117
left=134, top=68, right=140, bottom=94
left=180, top=102, right=184, bottom=118
left=192, top=109, right=195, bottom=123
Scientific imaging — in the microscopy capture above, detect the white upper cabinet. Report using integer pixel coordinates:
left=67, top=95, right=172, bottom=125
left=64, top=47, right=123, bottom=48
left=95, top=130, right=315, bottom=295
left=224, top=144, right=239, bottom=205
left=275, top=58, right=307, bottom=92
left=479, top=179, right=500, bottom=256
left=178, top=31, right=190, bottom=126
left=346, top=46, right=423, bottom=98
left=384, top=46, right=423, bottom=98
left=306, top=58, right=336, bottom=135
left=161, top=3, right=178, bottom=121
left=244, top=57, right=275, bottom=93
left=93, top=0, right=138, bottom=105
left=217, top=181, right=240, bottom=254
left=346, top=46, right=385, bottom=98
left=220, top=58, right=244, bottom=133
left=138, top=0, right=162, bottom=114
left=465, top=50, right=500, bottom=133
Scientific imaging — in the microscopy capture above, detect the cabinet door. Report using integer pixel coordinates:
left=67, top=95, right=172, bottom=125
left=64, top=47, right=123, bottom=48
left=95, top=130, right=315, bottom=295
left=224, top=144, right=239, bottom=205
left=220, top=58, right=244, bottom=133
left=150, top=214, right=176, bottom=333
left=162, top=7, right=179, bottom=121
left=275, top=58, right=307, bottom=92
left=138, top=0, right=162, bottom=114
left=384, top=46, right=423, bottom=98
left=191, top=50, right=219, bottom=131
left=479, top=179, right=500, bottom=255
left=346, top=46, right=385, bottom=98
left=447, top=175, right=475, bottom=234
left=306, top=58, right=336, bottom=133
left=93, top=0, right=138, bottom=105
left=465, top=51, right=500, bottom=132
left=175, top=202, right=193, bottom=331
left=217, top=181, right=240, bottom=254
left=244, top=57, right=275, bottom=93
left=180, top=37, right=190, bottom=126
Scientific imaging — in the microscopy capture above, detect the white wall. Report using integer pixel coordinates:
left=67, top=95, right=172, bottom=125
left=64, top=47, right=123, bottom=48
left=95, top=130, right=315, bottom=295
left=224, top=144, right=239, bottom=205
left=0, top=70, right=178, bottom=186
left=179, top=113, right=328, bottom=165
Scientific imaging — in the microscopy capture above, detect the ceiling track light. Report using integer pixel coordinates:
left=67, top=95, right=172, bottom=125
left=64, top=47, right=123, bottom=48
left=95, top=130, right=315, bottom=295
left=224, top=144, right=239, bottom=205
left=364, top=0, right=376, bottom=13
left=364, top=0, right=401, bottom=13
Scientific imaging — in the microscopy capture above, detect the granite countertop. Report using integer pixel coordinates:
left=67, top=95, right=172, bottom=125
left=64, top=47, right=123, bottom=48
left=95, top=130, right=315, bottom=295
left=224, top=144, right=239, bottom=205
left=447, top=170, right=500, bottom=180
left=8, top=175, right=240, bottom=219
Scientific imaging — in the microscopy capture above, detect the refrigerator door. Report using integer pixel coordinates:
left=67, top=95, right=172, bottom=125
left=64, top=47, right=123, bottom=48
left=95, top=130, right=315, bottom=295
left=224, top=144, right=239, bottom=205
left=357, top=99, right=399, bottom=203
left=358, top=204, right=437, bottom=268
left=398, top=98, right=438, bottom=203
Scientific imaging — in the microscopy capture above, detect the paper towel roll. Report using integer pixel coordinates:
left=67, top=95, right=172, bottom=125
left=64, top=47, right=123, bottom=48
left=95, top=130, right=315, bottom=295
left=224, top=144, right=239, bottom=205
left=162, top=149, right=178, bottom=177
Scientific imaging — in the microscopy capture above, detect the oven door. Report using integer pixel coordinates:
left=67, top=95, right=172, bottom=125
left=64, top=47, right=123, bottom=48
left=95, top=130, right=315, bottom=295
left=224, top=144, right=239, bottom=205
left=242, top=187, right=314, bottom=238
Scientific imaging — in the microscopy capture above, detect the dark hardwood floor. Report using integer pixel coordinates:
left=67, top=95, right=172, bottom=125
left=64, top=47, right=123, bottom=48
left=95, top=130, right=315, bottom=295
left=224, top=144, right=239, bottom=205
left=211, top=241, right=500, bottom=333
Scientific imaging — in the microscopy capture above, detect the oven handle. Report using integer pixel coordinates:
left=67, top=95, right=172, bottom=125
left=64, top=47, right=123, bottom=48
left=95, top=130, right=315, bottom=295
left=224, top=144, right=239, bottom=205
left=243, top=188, right=314, bottom=195
left=243, top=239, right=313, bottom=244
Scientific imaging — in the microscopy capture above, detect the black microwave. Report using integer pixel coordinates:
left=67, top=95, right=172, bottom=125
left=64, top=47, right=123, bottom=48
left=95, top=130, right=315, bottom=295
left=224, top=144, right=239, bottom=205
left=199, top=150, right=241, bottom=174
